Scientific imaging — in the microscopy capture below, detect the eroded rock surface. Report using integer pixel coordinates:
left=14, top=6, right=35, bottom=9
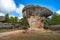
left=22, top=5, right=52, bottom=31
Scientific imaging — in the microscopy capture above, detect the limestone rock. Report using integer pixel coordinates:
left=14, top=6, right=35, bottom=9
left=22, top=5, right=52, bottom=31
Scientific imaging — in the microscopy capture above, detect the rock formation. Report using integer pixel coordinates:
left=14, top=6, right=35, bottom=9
left=0, top=16, right=6, bottom=22
left=22, top=5, right=52, bottom=31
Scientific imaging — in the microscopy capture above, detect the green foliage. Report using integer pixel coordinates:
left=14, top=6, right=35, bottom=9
left=51, top=14, right=60, bottom=25
left=5, top=13, right=18, bottom=24
left=9, top=17, right=18, bottom=24
left=44, top=18, right=50, bottom=26
left=19, top=17, right=30, bottom=29
left=45, top=12, right=60, bottom=25
left=5, top=13, right=29, bottom=29
left=5, top=13, right=9, bottom=23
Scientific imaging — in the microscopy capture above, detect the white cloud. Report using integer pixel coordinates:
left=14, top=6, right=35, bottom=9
left=0, top=13, right=5, bottom=16
left=18, top=17, right=23, bottom=19
left=16, top=4, right=25, bottom=14
left=0, top=0, right=16, bottom=13
left=9, top=15, right=15, bottom=17
left=16, top=4, right=25, bottom=19
left=48, top=16, right=52, bottom=18
left=0, top=0, right=24, bottom=19
left=56, top=10, right=60, bottom=14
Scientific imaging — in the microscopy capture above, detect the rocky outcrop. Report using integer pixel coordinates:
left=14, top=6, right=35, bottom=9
left=22, top=5, right=52, bottom=31
left=0, top=16, right=5, bottom=22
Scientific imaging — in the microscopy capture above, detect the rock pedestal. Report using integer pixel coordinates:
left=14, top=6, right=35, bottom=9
left=28, top=16, right=45, bottom=31
left=22, top=5, right=52, bottom=32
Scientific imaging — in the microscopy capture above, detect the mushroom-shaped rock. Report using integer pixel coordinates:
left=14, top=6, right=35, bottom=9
left=40, top=7, right=52, bottom=17
left=22, top=5, right=52, bottom=18
left=22, top=5, right=52, bottom=31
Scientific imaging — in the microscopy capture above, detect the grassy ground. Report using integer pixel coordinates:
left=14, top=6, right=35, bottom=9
left=0, top=28, right=20, bottom=33
left=0, top=31, right=60, bottom=40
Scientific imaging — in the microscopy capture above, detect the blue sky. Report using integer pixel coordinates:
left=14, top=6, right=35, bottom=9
left=0, top=0, right=60, bottom=19
left=14, top=0, right=60, bottom=12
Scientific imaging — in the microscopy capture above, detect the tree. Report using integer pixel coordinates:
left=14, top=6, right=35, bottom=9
left=13, top=17, right=18, bottom=24
left=19, top=17, right=30, bottom=29
left=46, top=12, right=60, bottom=25
left=5, top=13, right=9, bottom=23
left=9, top=17, right=18, bottom=24
left=52, top=13, right=60, bottom=25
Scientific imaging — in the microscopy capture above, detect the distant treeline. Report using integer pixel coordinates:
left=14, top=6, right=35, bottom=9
left=3, top=12, right=60, bottom=29
left=45, top=12, right=60, bottom=25
left=2, top=13, right=29, bottom=29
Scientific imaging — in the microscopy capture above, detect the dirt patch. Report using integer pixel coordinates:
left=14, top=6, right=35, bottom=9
left=0, top=31, right=60, bottom=40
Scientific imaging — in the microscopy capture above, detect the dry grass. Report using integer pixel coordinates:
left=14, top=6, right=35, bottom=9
left=0, top=28, right=20, bottom=33
left=0, top=31, right=60, bottom=40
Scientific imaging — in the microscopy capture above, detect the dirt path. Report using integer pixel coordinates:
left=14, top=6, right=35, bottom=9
left=0, top=30, right=24, bottom=37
